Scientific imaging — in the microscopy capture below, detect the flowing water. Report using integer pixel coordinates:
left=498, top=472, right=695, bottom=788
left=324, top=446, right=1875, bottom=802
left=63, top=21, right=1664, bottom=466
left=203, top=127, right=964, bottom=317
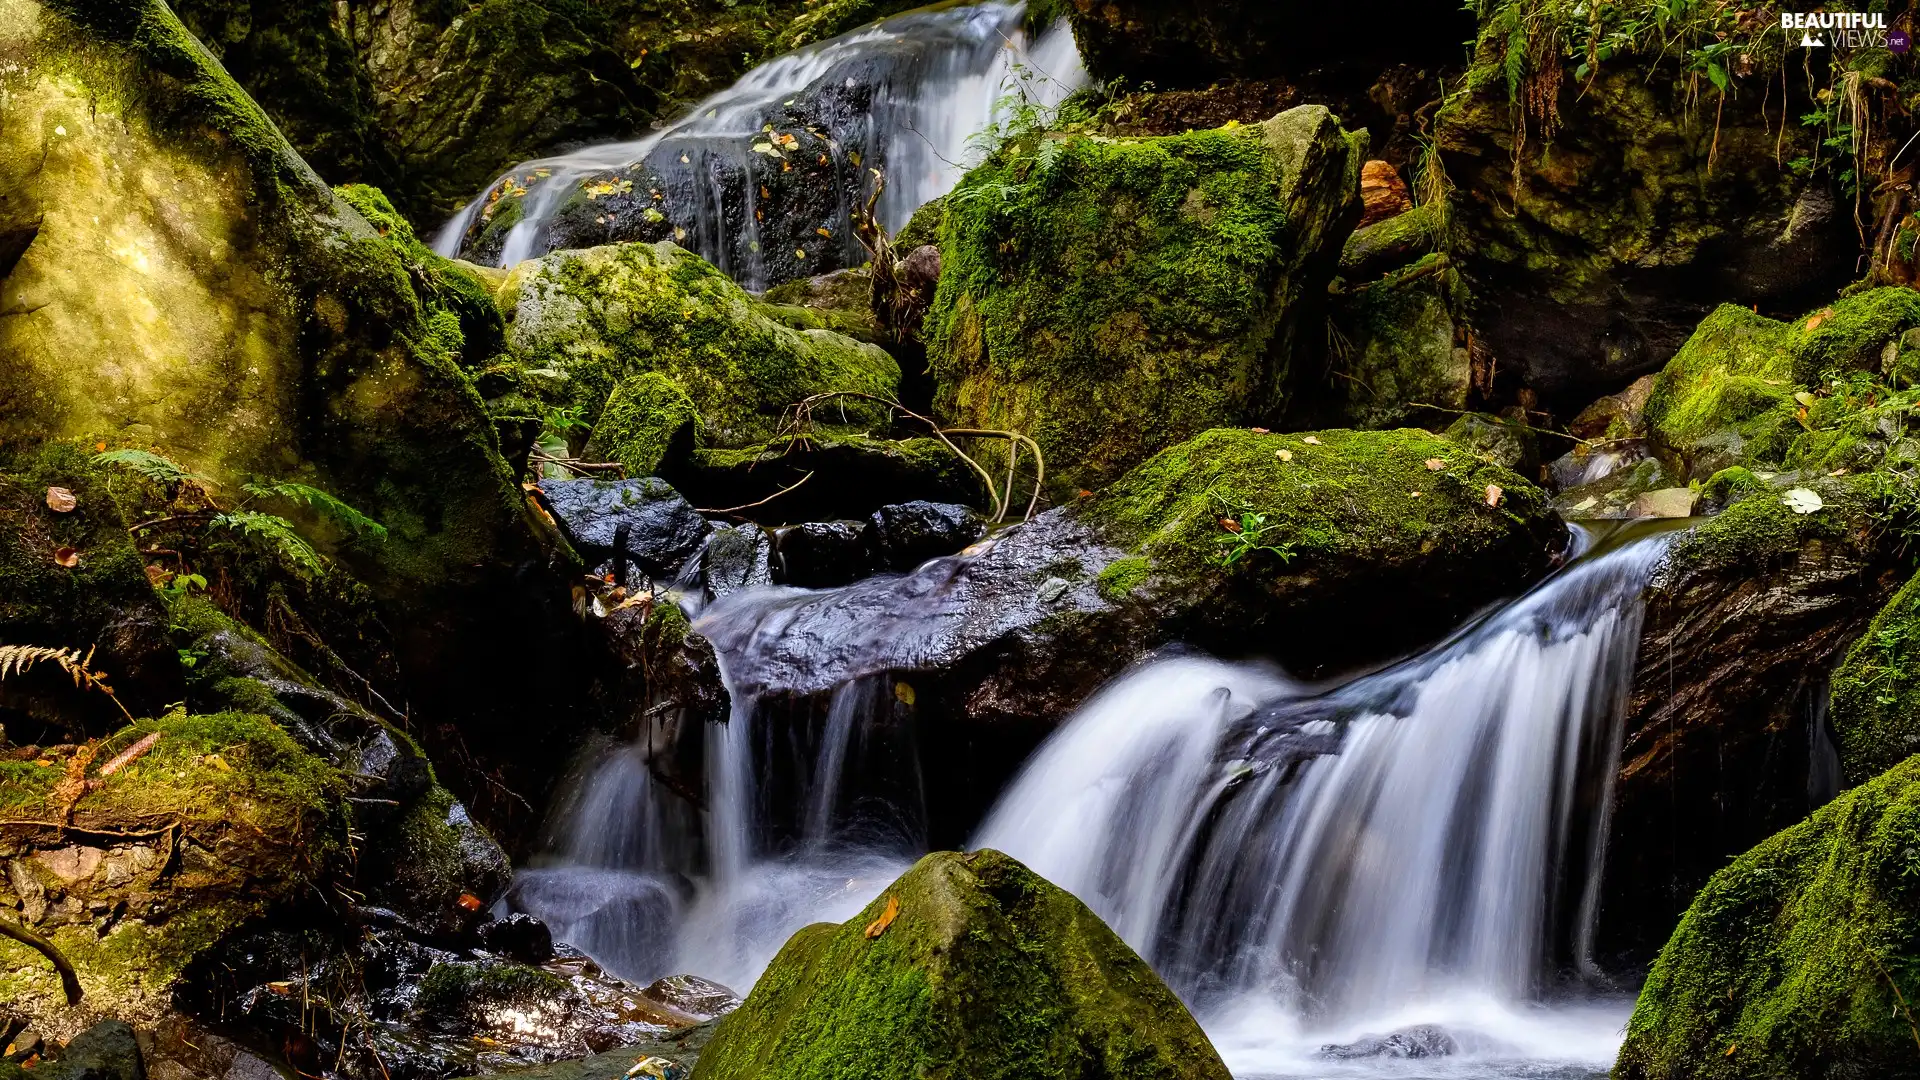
left=510, top=526, right=1673, bottom=1078
left=432, top=2, right=1082, bottom=286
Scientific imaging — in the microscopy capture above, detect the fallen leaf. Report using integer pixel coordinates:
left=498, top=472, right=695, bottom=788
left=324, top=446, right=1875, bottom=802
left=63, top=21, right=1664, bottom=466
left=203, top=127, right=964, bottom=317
left=1425, top=458, right=1445, bottom=471
left=45, top=487, right=76, bottom=512
left=34, top=759, right=53, bottom=768
left=95, top=442, right=107, bottom=452
left=1409, top=491, right=1423, bottom=498
left=1303, top=435, right=1321, bottom=445
left=1805, top=307, right=1833, bottom=331
left=1076, top=489, right=1094, bottom=499
left=1484, top=484, right=1504, bottom=508
left=1250, top=426, right=1270, bottom=434
left=265, top=981, right=295, bottom=996
left=457, top=892, right=484, bottom=912
left=145, top=564, right=172, bottom=587
left=1219, top=517, right=1243, bottom=533
left=203, top=753, right=232, bottom=773
left=816, top=227, right=832, bottom=238
left=894, top=681, right=916, bottom=706
left=1725, top=1044, right=1738, bottom=1058
left=1783, top=487, right=1824, bottom=514
left=53, top=547, right=80, bottom=568
left=795, top=248, right=807, bottom=259
left=1793, top=391, right=1818, bottom=408
left=1276, top=449, right=1294, bottom=462
left=864, top=893, right=901, bottom=938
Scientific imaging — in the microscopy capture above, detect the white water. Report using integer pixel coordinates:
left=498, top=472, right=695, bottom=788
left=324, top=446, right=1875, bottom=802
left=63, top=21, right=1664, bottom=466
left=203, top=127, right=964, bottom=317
left=432, top=1, right=1083, bottom=281
left=975, top=534, right=1671, bottom=1078
left=512, top=530, right=1670, bottom=1078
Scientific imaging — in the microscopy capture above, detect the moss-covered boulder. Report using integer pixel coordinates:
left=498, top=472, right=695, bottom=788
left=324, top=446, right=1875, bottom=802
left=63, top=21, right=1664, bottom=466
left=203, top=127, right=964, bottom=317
left=926, top=106, right=1366, bottom=494
left=1831, top=573, right=1920, bottom=787
left=501, top=242, right=900, bottom=456
left=1642, top=290, right=1920, bottom=480
left=1318, top=254, right=1472, bottom=429
left=692, top=849, right=1230, bottom=1080
left=1437, top=7, right=1855, bottom=409
left=0, top=710, right=348, bottom=1033
left=1615, top=753, right=1920, bottom=1080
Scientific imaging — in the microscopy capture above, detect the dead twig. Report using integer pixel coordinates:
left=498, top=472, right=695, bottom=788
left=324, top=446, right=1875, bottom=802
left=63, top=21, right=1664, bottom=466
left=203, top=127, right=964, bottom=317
left=697, top=472, right=814, bottom=515
left=0, top=916, right=82, bottom=1005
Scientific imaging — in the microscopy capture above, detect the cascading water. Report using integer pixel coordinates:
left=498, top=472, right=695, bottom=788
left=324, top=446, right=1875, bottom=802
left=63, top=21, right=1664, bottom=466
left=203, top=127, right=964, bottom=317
left=511, top=524, right=1673, bottom=1078
left=431, top=2, right=1083, bottom=287
left=974, top=531, right=1675, bottom=1078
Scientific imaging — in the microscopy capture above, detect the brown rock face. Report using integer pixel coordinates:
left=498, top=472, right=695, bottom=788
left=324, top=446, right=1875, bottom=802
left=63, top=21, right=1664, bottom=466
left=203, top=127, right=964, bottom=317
left=1358, top=159, right=1412, bottom=228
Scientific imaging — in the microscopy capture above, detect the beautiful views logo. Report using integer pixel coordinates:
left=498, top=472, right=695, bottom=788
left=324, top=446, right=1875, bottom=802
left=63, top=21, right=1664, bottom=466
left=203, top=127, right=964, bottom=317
left=1781, top=9, right=1893, bottom=49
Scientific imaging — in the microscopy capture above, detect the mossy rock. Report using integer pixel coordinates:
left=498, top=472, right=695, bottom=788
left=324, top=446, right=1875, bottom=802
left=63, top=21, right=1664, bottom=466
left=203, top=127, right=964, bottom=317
left=0, top=710, right=349, bottom=1026
left=1339, top=202, right=1442, bottom=282
left=1437, top=25, right=1851, bottom=407
left=691, top=849, right=1231, bottom=1080
left=587, top=372, right=704, bottom=478
left=1614, top=753, right=1920, bottom=1080
left=1831, top=573, right=1920, bottom=786
left=502, top=241, right=900, bottom=449
left=926, top=105, right=1366, bottom=494
left=1082, top=426, right=1561, bottom=624
left=1320, top=255, right=1470, bottom=430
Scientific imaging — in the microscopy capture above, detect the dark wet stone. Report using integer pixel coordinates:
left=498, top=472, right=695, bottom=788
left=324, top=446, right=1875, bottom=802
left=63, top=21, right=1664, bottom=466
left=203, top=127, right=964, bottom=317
left=539, top=478, right=710, bottom=578
left=479, top=913, right=556, bottom=965
left=868, top=501, right=985, bottom=571
left=36, top=1021, right=145, bottom=1080
left=703, top=523, right=774, bottom=599
left=773, top=520, right=878, bottom=588
left=641, top=975, right=741, bottom=1022
left=1319, top=1024, right=1459, bottom=1060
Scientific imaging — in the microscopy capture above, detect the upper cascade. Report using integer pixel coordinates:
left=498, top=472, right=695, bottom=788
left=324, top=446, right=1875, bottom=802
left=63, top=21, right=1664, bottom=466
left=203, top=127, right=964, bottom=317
left=434, top=2, right=1083, bottom=289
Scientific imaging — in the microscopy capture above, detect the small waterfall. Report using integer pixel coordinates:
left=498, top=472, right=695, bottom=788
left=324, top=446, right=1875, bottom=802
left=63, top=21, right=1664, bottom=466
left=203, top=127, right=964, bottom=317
left=973, top=531, right=1673, bottom=1076
left=432, top=2, right=1084, bottom=287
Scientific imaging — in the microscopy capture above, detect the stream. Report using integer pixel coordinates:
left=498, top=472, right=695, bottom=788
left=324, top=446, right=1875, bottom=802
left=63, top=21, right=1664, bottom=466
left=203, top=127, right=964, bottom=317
left=507, top=525, right=1672, bottom=1079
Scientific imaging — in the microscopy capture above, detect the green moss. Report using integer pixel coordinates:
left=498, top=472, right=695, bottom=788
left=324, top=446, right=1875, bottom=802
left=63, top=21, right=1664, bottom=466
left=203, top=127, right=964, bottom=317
left=1083, top=427, right=1552, bottom=588
left=1832, top=574, right=1920, bottom=785
left=1094, top=555, right=1151, bottom=601
left=590, top=372, right=704, bottom=476
left=925, top=106, right=1362, bottom=493
left=417, top=959, right=571, bottom=1017
left=1788, top=287, right=1920, bottom=387
left=1328, top=259, right=1468, bottom=429
left=1663, top=483, right=1853, bottom=576
left=690, top=849, right=1231, bottom=1080
left=1339, top=202, right=1441, bottom=278
left=505, top=242, right=900, bottom=446
left=1614, top=754, right=1920, bottom=1080
left=1642, top=304, right=1798, bottom=461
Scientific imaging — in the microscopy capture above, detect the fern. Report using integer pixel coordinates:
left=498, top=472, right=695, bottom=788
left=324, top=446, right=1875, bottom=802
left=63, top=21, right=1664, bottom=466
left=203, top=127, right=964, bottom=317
left=209, top=511, right=324, bottom=574
left=0, top=644, right=133, bottom=722
left=92, top=449, right=207, bottom=487
left=242, top=480, right=388, bottom=541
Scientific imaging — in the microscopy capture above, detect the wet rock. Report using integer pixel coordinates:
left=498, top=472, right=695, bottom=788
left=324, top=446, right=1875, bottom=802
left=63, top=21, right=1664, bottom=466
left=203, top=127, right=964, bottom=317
left=1339, top=203, right=1441, bottom=283
left=443, top=1019, right=721, bottom=1080
left=773, top=521, right=879, bottom=589
left=759, top=269, right=884, bottom=346
left=1626, top=488, right=1697, bottom=520
left=702, top=524, right=775, bottom=600
left=538, top=478, right=711, bottom=579
left=1569, top=374, right=1656, bottom=442
left=479, top=914, right=556, bottom=966
left=1318, top=256, right=1470, bottom=430
left=33, top=1020, right=145, bottom=1080
left=694, top=850, right=1231, bottom=1080
left=1443, top=413, right=1538, bottom=476
left=641, top=976, right=741, bottom=1022
left=867, top=502, right=986, bottom=571
left=1319, top=1024, right=1458, bottom=1060
left=927, top=105, right=1366, bottom=494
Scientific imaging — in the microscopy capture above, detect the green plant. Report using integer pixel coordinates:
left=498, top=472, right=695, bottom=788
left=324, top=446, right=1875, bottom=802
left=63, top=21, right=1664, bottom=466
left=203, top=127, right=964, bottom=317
left=1212, top=495, right=1298, bottom=567
left=242, top=481, right=389, bottom=540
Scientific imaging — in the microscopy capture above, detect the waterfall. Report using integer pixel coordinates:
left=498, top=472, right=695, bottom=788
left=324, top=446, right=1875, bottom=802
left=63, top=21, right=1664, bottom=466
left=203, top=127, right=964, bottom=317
left=972, top=531, right=1672, bottom=1076
left=431, top=2, right=1084, bottom=288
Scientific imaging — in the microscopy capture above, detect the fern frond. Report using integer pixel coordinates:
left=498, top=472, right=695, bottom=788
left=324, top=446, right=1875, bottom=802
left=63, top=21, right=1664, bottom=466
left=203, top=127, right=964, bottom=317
left=209, top=511, right=324, bottom=574
left=242, top=480, right=388, bottom=541
left=0, top=644, right=133, bottom=722
left=93, top=449, right=208, bottom=487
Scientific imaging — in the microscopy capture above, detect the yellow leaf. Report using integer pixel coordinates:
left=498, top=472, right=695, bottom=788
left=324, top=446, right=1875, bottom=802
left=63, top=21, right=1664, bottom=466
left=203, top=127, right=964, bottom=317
left=204, top=753, right=232, bottom=773
left=1276, top=449, right=1293, bottom=461
left=864, top=893, right=901, bottom=939
left=1425, top=458, right=1445, bottom=471
left=1302, top=436, right=1321, bottom=445
left=796, top=249, right=807, bottom=259
left=894, top=682, right=916, bottom=706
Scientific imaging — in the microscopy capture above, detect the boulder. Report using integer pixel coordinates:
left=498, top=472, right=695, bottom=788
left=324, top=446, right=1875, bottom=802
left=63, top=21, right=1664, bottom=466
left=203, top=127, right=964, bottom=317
left=926, top=106, right=1367, bottom=493
left=500, top=242, right=899, bottom=454
left=30, top=1020, right=144, bottom=1080
left=1339, top=203, right=1441, bottom=283
left=773, top=521, right=878, bottom=589
left=690, top=849, right=1232, bottom=1080
left=1615, top=754, right=1920, bottom=1080
left=1319, top=1024, right=1458, bottom=1061
left=1831, top=572, right=1920, bottom=786
left=1436, top=20, right=1857, bottom=409
left=868, top=502, right=986, bottom=571
left=1600, top=477, right=1908, bottom=965
left=1318, top=254, right=1472, bottom=430
left=537, top=478, right=711, bottom=579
